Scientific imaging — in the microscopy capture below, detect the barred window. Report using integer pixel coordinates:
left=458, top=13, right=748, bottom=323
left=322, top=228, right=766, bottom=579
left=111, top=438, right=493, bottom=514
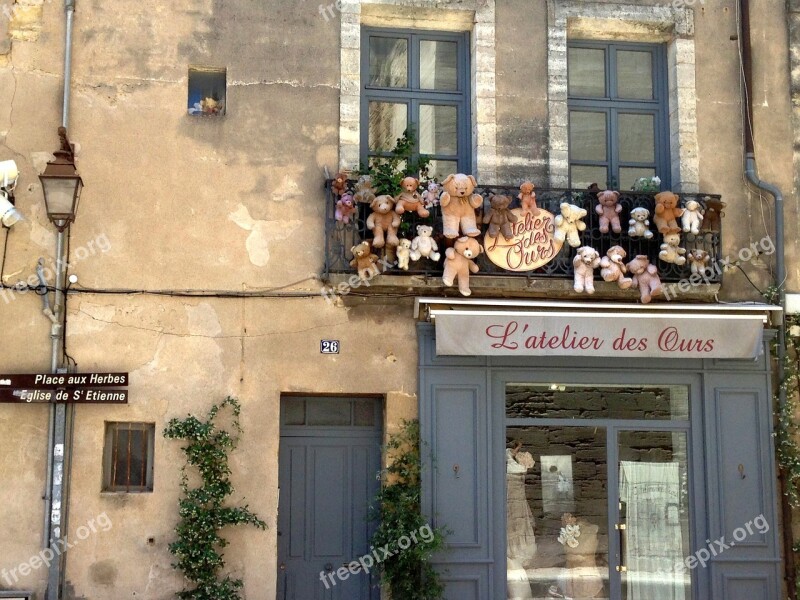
left=103, top=422, right=155, bottom=492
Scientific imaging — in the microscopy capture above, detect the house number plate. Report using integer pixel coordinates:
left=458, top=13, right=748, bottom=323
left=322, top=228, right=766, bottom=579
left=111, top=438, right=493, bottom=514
left=320, top=340, right=340, bottom=354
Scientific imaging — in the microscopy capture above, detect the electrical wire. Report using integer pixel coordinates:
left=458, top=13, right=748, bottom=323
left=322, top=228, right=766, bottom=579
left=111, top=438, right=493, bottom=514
left=0, top=225, right=9, bottom=283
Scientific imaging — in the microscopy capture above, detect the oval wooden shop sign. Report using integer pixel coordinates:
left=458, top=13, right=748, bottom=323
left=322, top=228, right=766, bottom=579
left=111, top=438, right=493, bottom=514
left=484, top=208, right=564, bottom=271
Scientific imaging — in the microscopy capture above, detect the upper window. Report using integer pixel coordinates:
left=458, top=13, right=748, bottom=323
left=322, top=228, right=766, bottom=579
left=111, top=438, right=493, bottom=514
left=103, top=422, right=155, bottom=492
left=361, top=28, right=470, bottom=180
left=568, top=42, right=669, bottom=190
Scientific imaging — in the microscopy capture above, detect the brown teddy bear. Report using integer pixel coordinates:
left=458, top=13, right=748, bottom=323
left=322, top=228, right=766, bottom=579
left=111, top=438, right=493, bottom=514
left=483, top=194, right=519, bottom=240
left=353, top=175, right=376, bottom=205
left=440, top=173, right=484, bottom=238
left=688, top=249, right=711, bottom=275
left=653, top=191, right=685, bottom=234
left=394, top=176, right=430, bottom=218
left=518, top=181, right=539, bottom=215
left=600, top=246, right=633, bottom=290
left=442, top=236, right=483, bottom=296
left=700, top=198, right=726, bottom=233
left=595, top=190, right=622, bottom=234
left=572, top=246, right=601, bottom=294
left=350, top=241, right=380, bottom=281
left=366, top=195, right=401, bottom=248
left=627, top=255, right=663, bottom=304
left=332, top=172, right=348, bottom=197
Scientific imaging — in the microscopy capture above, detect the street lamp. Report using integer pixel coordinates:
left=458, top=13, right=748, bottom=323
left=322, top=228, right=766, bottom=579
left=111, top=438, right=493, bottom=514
left=39, top=127, right=83, bottom=231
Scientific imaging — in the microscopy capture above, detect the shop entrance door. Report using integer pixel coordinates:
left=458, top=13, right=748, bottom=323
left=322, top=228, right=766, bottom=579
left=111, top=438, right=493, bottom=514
left=277, top=397, right=382, bottom=600
left=504, top=384, right=695, bottom=600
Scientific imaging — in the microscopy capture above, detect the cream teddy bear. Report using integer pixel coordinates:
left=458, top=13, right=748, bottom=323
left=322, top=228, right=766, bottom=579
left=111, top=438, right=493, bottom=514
left=553, top=203, right=588, bottom=248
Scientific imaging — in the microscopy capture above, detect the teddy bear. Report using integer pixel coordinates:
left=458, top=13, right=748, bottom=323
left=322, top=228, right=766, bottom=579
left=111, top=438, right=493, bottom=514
left=595, top=190, right=622, bottom=234
left=600, top=245, right=633, bottom=290
left=396, top=239, right=412, bottom=271
left=688, top=249, right=711, bottom=275
left=442, top=236, right=483, bottom=296
left=422, top=181, right=441, bottom=209
left=350, top=241, right=380, bottom=281
left=653, top=191, right=685, bottom=234
left=627, top=255, right=663, bottom=304
left=335, top=192, right=356, bottom=224
left=659, top=228, right=686, bottom=265
left=410, top=224, right=441, bottom=262
left=353, top=175, right=376, bottom=205
left=483, top=194, right=519, bottom=240
left=701, top=198, right=726, bottom=233
left=518, top=181, right=539, bottom=215
left=366, top=195, right=401, bottom=248
left=628, top=207, right=654, bottom=239
left=572, top=246, right=601, bottom=294
left=394, top=176, right=430, bottom=218
left=332, top=171, right=348, bottom=197
left=553, top=203, right=588, bottom=248
left=681, top=199, right=704, bottom=235
left=439, top=173, right=484, bottom=238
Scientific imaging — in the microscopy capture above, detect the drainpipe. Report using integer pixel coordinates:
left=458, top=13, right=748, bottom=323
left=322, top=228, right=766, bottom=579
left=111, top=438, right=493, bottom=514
left=739, top=1, right=795, bottom=597
left=45, top=1, right=75, bottom=598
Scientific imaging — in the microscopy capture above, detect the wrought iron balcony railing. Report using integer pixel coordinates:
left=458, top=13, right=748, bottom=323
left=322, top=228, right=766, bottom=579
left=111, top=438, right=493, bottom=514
left=324, top=180, right=722, bottom=286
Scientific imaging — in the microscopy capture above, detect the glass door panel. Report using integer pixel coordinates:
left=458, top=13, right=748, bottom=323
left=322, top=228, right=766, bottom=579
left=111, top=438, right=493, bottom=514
left=618, top=431, right=691, bottom=600
left=506, top=426, right=610, bottom=600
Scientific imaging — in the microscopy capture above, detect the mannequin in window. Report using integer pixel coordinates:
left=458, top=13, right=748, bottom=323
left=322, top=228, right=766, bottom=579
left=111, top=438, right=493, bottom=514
left=507, top=441, right=537, bottom=600
left=555, top=513, right=604, bottom=599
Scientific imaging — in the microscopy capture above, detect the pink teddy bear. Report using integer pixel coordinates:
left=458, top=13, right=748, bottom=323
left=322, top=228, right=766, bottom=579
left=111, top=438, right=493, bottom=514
left=335, top=192, right=356, bottom=224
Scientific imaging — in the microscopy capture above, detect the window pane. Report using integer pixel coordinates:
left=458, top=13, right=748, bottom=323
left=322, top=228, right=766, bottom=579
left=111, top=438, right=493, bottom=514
left=620, top=167, right=657, bottom=191
left=127, top=429, right=145, bottom=487
left=569, top=111, right=607, bottom=161
left=617, top=50, right=653, bottom=99
left=353, top=400, right=377, bottom=426
left=427, top=160, right=459, bottom=181
left=568, top=47, right=606, bottom=97
left=619, top=113, right=655, bottom=163
left=369, top=37, right=408, bottom=87
left=282, top=399, right=305, bottom=425
left=570, top=165, right=608, bottom=189
left=420, top=40, right=458, bottom=90
left=306, top=399, right=351, bottom=426
left=419, top=104, right=458, bottom=155
left=368, top=102, right=407, bottom=152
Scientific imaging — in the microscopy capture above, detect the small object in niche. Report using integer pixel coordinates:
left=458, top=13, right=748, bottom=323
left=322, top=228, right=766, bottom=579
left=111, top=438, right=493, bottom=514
left=572, top=246, right=601, bottom=295
left=410, top=224, right=441, bottom=262
left=595, top=190, right=622, bottom=234
left=518, top=181, right=539, bottom=215
left=659, top=228, right=687, bottom=265
left=439, top=173, right=483, bottom=239
left=442, top=236, right=483, bottom=297
left=335, top=192, right=356, bottom=224
left=353, top=175, right=376, bottom=205
left=627, top=254, right=663, bottom=304
left=688, top=249, right=711, bottom=275
left=553, top=203, right=588, bottom=248
left=700, top=197, right=726, bottom=233
left=422, top=181, right=441, bottom=208
left=483, top=194, right=518, bottom=240
left=653, top=191, right=685, bottom=234
left=331, top=172, right=348, bottom=197
left=200, top=97, right=223, bottom=115
left=394, top=176, right=430, bottom=218
left=349, top=241, right=380, bottom=281
left=396, top=239, right=412, bottom=271
left=681, top=199, right=705, bottom=235
left=366, top=195, right=401, bottom=248
left=600, top=246, right=633, bottom=290
left=628, top=206, right=654, bottom=239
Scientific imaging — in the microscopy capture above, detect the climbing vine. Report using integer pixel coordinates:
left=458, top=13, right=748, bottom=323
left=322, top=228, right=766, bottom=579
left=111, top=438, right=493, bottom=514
left=370, top=419, right=447, bottom=600
left=163, top=397, right=266, bottom=600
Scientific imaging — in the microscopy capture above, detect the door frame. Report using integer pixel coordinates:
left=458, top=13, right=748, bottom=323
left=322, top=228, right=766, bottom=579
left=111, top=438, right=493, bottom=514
left=491, top=370, right=707, bottom=600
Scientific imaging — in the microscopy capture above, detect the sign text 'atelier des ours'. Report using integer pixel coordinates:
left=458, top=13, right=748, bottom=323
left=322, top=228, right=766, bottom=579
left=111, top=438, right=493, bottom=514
left=0, top=372, right=129, bottom=404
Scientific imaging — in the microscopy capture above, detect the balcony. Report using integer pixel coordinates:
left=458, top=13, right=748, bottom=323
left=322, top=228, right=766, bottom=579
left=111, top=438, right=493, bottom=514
left=323, top=181, right=723, bottom=301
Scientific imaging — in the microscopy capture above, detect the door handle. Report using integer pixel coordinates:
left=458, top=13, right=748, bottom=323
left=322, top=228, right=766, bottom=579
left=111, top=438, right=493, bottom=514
left=279, top=563, right=286, bottom=572
left=616, top=565, right=628, bottom=572
left=324, top=563, right=333, bottom=572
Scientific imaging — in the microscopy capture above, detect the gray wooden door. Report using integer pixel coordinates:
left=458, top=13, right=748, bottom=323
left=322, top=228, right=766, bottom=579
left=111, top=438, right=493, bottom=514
left=277, top=397, right=382, bottom=600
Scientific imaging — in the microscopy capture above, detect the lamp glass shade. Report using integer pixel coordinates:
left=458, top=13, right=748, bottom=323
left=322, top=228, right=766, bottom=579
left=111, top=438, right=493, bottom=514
left=40, top=175, right=82, bottom=222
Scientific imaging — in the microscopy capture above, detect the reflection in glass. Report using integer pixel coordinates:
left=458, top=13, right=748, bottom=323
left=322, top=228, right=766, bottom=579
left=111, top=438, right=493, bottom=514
left=619, top=431, right=691, bottom=600
left=306, top=399, right=351, bottom=426
left=620, top=168, right=657, bottom=192
left=427, top=160, right=458, bottom=182
left=369, top=37, right=408, bottom=87
left=368, top=102, right=407, bottom=152
left=420, top=40, right=458, bottom=90
left=570, top=166, right=608, bottom=190
left=619, top=114, right=655, bottom=163
left=569, top=47, right=606, bottom=97
left=570, top=111, right=607, bottom=161
left=617, top=51, right=653, bottom=100
left=506, top=426, right=609, bottom=600
left=419, top=105, right=458, bottom=155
